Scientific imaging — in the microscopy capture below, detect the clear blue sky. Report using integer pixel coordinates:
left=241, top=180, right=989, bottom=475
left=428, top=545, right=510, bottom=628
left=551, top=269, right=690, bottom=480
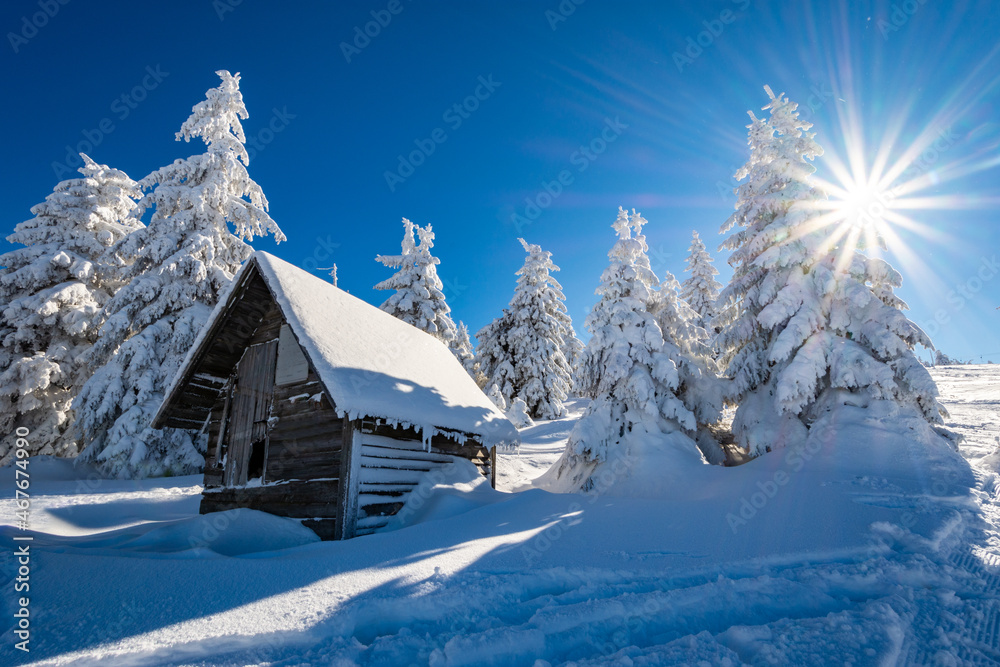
left=2, top=0, right=998, bottom=362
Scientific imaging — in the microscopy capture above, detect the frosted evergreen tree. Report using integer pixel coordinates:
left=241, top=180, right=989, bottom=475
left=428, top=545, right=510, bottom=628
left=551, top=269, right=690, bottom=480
left=546, top=208, right=720, bottom=492
left=75, top=70, right=285, bottom=478
left=475, top=311, right=516, bottom=399
left=0, top=155, right=143, bottom=465
left=651, top=271, right=726, bottom=463
left=679, top=230, right=722, bottom=332
left=867, top=257, right=909, bottom=311
left=486, top=382, right=507, bottom=412
left=480, top=238, right=579, bottom=419
left=934, top=350, right=959, bottom=366
left=654, top=272, right=716, bottom=364
left=375, top=218, right=461, bottom=353
left=717, top=85, right=946, bottom=457
left=453, top=321, right=480, bottom=381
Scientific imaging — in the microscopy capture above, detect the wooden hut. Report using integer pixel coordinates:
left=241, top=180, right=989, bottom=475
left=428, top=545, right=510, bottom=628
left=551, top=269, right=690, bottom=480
left=152, top=252, right=518, bottom=540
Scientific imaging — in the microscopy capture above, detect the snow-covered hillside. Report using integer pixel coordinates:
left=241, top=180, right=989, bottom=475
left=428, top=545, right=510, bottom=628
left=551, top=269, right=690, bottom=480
left=2, top=367, right=999, bottom=665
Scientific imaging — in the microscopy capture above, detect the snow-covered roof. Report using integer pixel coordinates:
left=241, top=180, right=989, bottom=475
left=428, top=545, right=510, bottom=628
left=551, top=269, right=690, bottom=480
left=157, top=252, right=518, bottom=448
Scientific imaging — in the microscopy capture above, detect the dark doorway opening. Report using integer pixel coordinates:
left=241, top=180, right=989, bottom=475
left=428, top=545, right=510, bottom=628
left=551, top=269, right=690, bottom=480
left=247, top=438, right=267, bottom=482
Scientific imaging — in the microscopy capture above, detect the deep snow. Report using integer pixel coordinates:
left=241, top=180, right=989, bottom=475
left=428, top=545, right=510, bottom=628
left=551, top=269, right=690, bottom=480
left=1, top=366, right=999, bottom=665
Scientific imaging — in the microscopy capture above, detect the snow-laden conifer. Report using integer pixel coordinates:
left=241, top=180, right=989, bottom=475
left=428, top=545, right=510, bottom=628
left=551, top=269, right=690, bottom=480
left=486, top=383, right=507, bottom=412
left=485, top=238, right=579, bottom=419
left=76, top=71, right=285, bottom=478
left=375, top=219, right=461, bottom=353
left=475, top=312, right=516, bottom=399
left=545, top=208, right=720, bottom=492
left=679, top=230, right=722, bottom=332
left=0, top=155, right=143, bottom=464
left=651, top=271, right=726, bottom=463
left=717, top=86, right=946, bottom=457
left=453, top=321, right=480, bottom=381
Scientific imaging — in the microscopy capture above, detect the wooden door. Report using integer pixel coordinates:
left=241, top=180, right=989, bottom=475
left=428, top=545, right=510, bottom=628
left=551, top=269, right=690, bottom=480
left=223, top=340, right=279, bottom=487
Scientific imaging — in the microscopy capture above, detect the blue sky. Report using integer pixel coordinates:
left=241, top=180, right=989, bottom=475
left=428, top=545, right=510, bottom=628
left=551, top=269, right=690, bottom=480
left=2, top=0, right=998, bottom=362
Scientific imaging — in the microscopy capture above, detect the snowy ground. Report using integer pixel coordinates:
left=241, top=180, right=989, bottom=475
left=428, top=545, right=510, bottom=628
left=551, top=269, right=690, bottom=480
left=495, top=398, right=588, bottom=493
left=2, top=367, right=999, bottom=666
left=932, top=364, right=1000, bottom=470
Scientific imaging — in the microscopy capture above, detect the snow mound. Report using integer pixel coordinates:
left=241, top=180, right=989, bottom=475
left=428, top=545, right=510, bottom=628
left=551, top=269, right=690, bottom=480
left=536, top=428, right=711, bottom=498
left=118, top=509, right=320, bottom=556
left=390, top=458, right=501, bottom=530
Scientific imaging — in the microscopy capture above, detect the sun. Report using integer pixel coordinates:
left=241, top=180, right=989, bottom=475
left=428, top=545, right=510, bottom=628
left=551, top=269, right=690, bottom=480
left=828, top=178, right=894, bottom=250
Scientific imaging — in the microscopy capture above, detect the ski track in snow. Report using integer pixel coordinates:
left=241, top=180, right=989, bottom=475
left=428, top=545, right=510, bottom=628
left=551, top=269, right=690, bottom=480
left=1, top=369, right=999, bottom=665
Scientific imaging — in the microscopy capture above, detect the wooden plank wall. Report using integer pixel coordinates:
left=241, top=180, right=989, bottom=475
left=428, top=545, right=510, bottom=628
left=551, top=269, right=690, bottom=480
left=200, top=479, right=340, bottom=540
left=266, top=368, right=343, bottom=481
left=352, top=420, right=493, bottom=536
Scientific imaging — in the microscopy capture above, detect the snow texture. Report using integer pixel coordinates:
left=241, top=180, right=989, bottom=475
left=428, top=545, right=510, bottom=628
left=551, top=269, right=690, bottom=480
left=2, top=367, right=997, bottom=666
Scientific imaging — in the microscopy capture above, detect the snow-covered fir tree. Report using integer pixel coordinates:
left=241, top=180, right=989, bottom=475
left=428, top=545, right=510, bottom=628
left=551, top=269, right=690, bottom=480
left=477, top=238, right=580, bottom=420
left=679, top=230, right=722, bottom=332
left=453, top=321, right=480, bottom=381
left=75, top=70, right=285, bottom=478
left=934, top=350, right=960, bottom=366
left=486, top=382, right=507, bottom=412
left=651, top=271, right=726, bottom=463
left=375, top=218, right=462, bottom=356
left=475, top=312, right=516, bottom=397
left=545, top=208, right=722, bottom=492
left=867, top=257, right=909, bottom=311
left=717, top=85, right=946, bottom=457
left=0, top=155, right=143, bottom=465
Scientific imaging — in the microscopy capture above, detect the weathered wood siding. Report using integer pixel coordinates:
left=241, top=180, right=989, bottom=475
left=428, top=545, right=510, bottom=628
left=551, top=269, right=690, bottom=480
left=223, top=339, right=278, bottom=487
left=351, top=419, right=493, bottom=536
left=266, top=368, right=343, bottom=482
left=199, top=479, right=340, bottom=540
